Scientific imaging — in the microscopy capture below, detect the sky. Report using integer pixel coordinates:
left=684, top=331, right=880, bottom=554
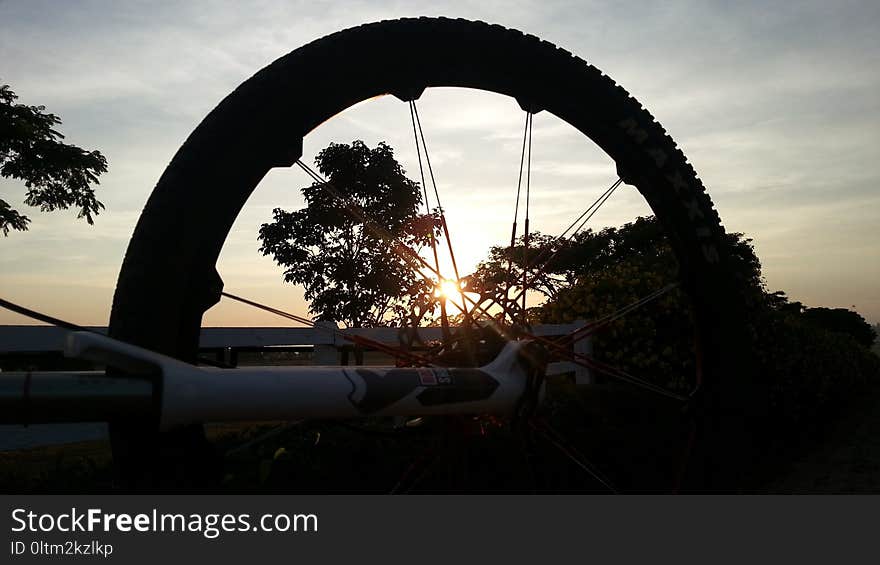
left=1, top=0, right=878, bottom=327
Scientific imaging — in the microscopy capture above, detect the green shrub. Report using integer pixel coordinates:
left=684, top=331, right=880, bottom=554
left=536, top=217, right=880, bottom=436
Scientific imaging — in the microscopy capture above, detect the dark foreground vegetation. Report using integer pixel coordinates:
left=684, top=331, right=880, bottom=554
left=534, top=217, right=879, bottom=449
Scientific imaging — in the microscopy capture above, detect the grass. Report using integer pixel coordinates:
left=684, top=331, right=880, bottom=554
left=0, top=378, right=687, bottom=493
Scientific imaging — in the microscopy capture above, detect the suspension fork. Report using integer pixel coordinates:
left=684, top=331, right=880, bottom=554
left=0, top=332, right=548, bottom=430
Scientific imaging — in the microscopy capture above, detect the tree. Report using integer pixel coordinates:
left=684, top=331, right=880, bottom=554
left=499, top=216, right=763, bottom=390
left=469, top=215, right=763, bottom=320
left=258, top=140, right=439, bottom=328
left=467, top=232, right=569, bottom=303
left=529, top=216, right=879, bottom=426
left=800, top=307, right=876, bottom=349
left=0, top=83, right=108, bottom=236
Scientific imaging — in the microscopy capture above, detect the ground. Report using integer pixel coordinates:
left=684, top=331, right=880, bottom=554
left=765, top=383, right=880, bottom=493
left=3, top=385, right=880, bottom=493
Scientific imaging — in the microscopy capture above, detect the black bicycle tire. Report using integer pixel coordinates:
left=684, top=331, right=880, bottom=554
left=108, top=17, right=754, bottom=491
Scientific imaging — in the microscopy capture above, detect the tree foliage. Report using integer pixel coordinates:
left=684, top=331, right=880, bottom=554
left=800, top=307, right=876, bottom=348
left=764, top=292, right=877, bottom=348
left=0, top=83, right=108, bottom=235
left=525, top=215, right=878, bottom=429
left=535, top=216, right=760, bottom=391
left=755, top=291, right=880, bottom=431
left=258, top=140, right=439, bottom=328
left=469, top=216, right=762, bottom=307
left=467, top=232, right=568, bottom=303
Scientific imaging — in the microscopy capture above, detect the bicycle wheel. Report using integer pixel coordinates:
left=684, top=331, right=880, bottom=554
left=108, top=17, right=755, bottom=491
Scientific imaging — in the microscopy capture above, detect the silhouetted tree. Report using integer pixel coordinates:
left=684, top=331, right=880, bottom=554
left=469, top=216, right=763, bottom=305
left=530, top=217, right=879, bottom=428
left=0, top=83, right=108, bottom=236
left=523, top=216, right=759, bottom=389
left=466, top=231, right=566, bottom=301
left=258, top=140, right=438, bottom=328
left=765, top=290, right=805, bottom=314
left=800, top=307, right=876, bottom=348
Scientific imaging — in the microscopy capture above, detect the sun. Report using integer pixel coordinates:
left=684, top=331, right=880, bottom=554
left=434, top=279, right=464, bottom=299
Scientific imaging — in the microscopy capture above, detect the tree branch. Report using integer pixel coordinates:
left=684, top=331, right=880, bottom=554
left=0, top=198, right=30, bottom=236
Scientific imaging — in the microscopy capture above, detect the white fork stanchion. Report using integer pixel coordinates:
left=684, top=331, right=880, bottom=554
left=60, top=332, right=540, bottom=431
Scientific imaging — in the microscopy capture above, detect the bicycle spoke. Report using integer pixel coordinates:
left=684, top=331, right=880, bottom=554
left=521, top=112, right=533, bottom=324
left=0, top=296, right=230, bottom=368
left=573, top=354, right=687, bottom=402
left=221, top=290, right=435, bottom=366
left=503, top=111, right=534, bottom=326
left=506, top=112, right=530, bottom=299
left=408, top=101, right=448, bottom=338
left=504, top=176, right=624, bottom=311
left=390, top=449, right=440, bottom=494
left=444, top=283, right=690, bottom=402
left=410, top=101, right=472, bottom=319
left=412, top=106, right=459, bottom=275
left=531, top=417, right=618, bottom=493
left=391, top=274, right=687, bottom=403
left=522, top=327, right=687, bottom=402
left=562, top=283, right=680, bottom=344
left=483, top=176, right=624, bottom=329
